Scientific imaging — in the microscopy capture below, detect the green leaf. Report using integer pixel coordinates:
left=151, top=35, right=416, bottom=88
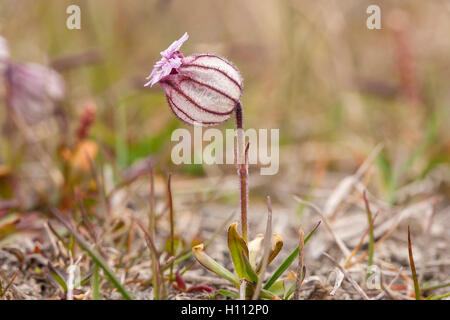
left=227, top=222, right=249, bottom=281
left=363, top=192, right=374, bottom=280
left=376, top=152, right=396, bottom=204
left=408, top=226, right=421, bottom=300
left=426, top=292, right=450, bottom=300
left=241, top=251, right=259, bottom=283
left=48, top=262, right=68, bottom=293
left=266, top=279, right=285, bottom=297
left=259, top=288, right=280, bottom=300
left=51, top=208, right=134, bottom=300
left=47, top=221, right=72, bottom=252
left=192, top=244, right=239, bottom=287
left=263, top=221, right=320, bottom=290
left=217, top=289, right=239, bottom=299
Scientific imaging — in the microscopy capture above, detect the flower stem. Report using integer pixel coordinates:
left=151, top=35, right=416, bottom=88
left=168, top=174, right=175, bottom=281
left=235, top=102, right=248, bottom=242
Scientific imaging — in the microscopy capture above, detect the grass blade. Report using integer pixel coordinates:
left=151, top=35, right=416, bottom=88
left=263, top=221, right=320, bottom=290
left=426, top=292, right=450, bottom=300
left=136, top=220, right=163, bottom=300
left=363, top=191, right=375, bottom=279
left=50, top=208, right=134, bottom=300
left=344, top=211, right=379, bottom=268
left=408, top=226, right=421, bottom=300
left=218, top=289, right=239, bottom=299
left=92, top=264, right=100, bottom=300
left=292, top=225, right=304, bottom=300
left=167, top=174, right=175, bottom=282
left=148, top=159, right=155, bottom=239
left=0, top=269, right=19, bottom=297
left=48, top=262, right=68, bottom=293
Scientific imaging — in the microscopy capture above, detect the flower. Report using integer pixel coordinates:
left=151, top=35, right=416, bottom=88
left=0, top=36, right=65, bottom=124
left=5, top=62, right=65, bottom=124
left=145, top=32, right=189, bottom=87
left=145, top=33, right=243, bottom=126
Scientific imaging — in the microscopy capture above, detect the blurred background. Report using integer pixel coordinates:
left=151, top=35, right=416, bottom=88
left=0, top=0, right=449, bottom=227
left=0, top=0, right=449, bottom=300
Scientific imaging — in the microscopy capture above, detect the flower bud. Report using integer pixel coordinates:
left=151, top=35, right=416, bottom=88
left=145, top=33, right=243, bottom=126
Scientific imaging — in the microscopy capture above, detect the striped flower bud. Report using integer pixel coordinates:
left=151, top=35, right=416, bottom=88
left=145, top=33, right=243, bottom=126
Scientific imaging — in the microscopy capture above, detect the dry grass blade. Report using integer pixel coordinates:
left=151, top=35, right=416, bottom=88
left=148, top=159, right=155, bottom=240
left=47, top=221, right=72, bottom=253
left=239, top=279, right=247, bottom=300
left=323, top=252, right=370, bottom=300
left=161, top=256, right=175, bottom=270
left=346, top=210, right=406, bottom=269
left=252, top=196, right=273, bottom=300
left=422, top=282, right=450, bottom=293
left=147, top=160, right=159, bottom=299
left=345, top=211, right=379, bottom=268
left=375, top=259, right=414, bottom=286
left=0, top=269, right=19, bottom=297
left=167, top=173, right=175, bottom=282
left=77, top=197, right=97, bottom=242
left=323, top=143, right=383, bottom=219
left=136, top=220, right=163, bottom=300
left=375, top=268, right=402, bottom=300
left=293, top=195, right=350, bottom=257
left=85, top=150, right=110, bottom=222
left=292, top=225, right=305, bottom=300
left=407, top=226, right=421, bottom=300
left=50, top=208, right=134, bottom=300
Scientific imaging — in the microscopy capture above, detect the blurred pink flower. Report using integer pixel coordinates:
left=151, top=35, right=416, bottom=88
left=0, top=36, right=65, bottom=124
left=5, top=62, right=65, bottom=124
left=145, top=32, right=189, bottom=87
left=145, top=33, right=243, bottom=126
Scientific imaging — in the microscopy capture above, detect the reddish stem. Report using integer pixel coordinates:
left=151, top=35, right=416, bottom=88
left=235, top=102, right=248, bottom=242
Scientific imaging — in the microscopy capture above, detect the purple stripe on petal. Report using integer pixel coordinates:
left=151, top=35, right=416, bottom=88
left=181, top=64, right=242, bottom=92
left=164, top=80, right=234, bottom=116
left=167, top=94, right=223, bottom=126
left=180, top=78, right=237, bottom=105
left=192, top=54, right=239, bottom=71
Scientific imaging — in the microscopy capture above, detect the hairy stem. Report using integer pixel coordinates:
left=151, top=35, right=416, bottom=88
left=235, top=102, right=248, bottom=242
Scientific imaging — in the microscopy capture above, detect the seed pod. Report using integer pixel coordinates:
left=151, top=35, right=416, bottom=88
left=145, top=33, right=243, bottom=126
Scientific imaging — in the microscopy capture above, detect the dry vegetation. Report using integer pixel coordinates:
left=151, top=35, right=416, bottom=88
left=0, top=0, right=449, bottom=300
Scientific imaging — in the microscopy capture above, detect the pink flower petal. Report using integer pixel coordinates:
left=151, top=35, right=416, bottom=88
left=145, top=32, right=189, bottom=87
left=160, top=32, right=189, bottom=58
